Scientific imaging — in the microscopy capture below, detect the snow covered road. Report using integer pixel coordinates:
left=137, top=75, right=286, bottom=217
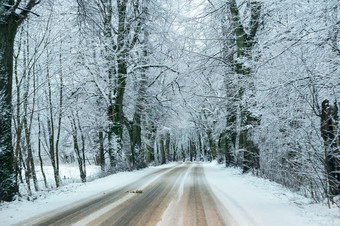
left=19, top=163, right=230, bottom=226
left=1, top=162, right=340, bottom=225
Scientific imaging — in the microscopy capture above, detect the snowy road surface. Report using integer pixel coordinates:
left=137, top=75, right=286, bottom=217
left=1, top=162, right=339, bottom=225
left=19, top=163, right=229, bottom=226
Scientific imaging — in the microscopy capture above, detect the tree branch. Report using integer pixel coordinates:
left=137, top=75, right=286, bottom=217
left=3, top=0, right=40, bottom=21
left=248, top=1, right=261, bottom=48
left=131, top=64, right=179, bottom=74
left=19, top=0, right=40, bottom=18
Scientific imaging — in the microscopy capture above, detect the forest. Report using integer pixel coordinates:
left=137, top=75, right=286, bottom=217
left=0, top=0, right=340, bottom=208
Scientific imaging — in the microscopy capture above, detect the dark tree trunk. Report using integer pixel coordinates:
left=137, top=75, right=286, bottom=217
left=224, top=133, right=234, bottom=167
left=207, top=131, right=216, bottom=160
left=145, top=121, right=155, bottom=163
left=0, top=15, right=19, bottom=202
left=172, top=144, right=176, bottom=161
left=132, top=112, right=142, bottom=166
left=228, top=0, right=261, bottom=173
left=240, top=113, right=260, bottom=173
left=160, top=136, right=166, bottom=164
left=321, top=100, right=340, bottom=198
left=108, top=0, right=129, bottom=164
left=38, top=114, right=48, bottom=188
left=98, top=131, right=106, bottom=172
left=47, top=66, right=60, bottom=188
left=0, top=0, right=39, bottom=201
left=189, top=140, right=194, bottom=162
left=165, top=133, right=171, bottom=162
left=124, top=114, right=141, bottom=168
left=71, top=116, right=86, bottom=183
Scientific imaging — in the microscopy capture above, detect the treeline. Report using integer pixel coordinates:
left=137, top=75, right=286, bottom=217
left=1, top=0, right=340, bottom=207
left=0, top=0, right=196, bottom=201
left=184, top=0, right=340, bottom=206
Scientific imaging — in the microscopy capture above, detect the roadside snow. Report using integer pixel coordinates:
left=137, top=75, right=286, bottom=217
left=35, top=164, right=102, bottom=187
left=0, top=163, right=178, bottom=226
left=204, top=161, right=340, bottom=226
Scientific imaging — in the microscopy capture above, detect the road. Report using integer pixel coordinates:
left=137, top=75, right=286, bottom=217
left=24, top=163, right=232, bottom=226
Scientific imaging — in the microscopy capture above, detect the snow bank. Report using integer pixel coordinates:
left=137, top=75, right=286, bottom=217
left=204, top=162, right=340, bottom=226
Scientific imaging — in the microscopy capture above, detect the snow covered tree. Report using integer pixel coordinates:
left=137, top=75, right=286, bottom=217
left=75, top=0, right=149, bottom=169
left=0, top=0, right=40, bottom=202
left=226, top=0, right=261, bottom=173
left=250, top=0, right=340, bottom=203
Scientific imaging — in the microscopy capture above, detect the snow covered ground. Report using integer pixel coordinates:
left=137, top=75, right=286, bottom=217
left=205, top=162, right=340, bottom=226
left=1, top=162, right=339, bottom=225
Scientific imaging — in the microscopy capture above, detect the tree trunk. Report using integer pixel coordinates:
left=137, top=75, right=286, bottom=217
left=98, top=131, right=106, bottom=172
left=198, top=134, right=203, bottom=161
left=80, top=122, right=86, bottom=182
left=71, top=116, right=86, bottom=183
left=189, top=140, right=194, bottom=162
left=38, top=113, right=48, bottom=188
left=22, top=43, right=38, bottom=191
left=172, top=144, right=176, bottom=161
left=224, top=133, right=234, bottom=167
left=0, top=0, right=39, bottom=201
left=0, top=16, right=19, bottom=202
left=228, top=0, right=261, bottom=173
left=47, top=68, right=60, bottom=187
left=55, top=41, right=64, bottom=179
left=108, top=0, right=129, bottom=164
left=165, top=133, right=171, bottom=162
left=207, top=131, right=216, bottom=160
left=145, top=120, right=155, bottom=163
left=14, top=39, right=24, bottom=197
left=321, top=100, right=340, bottom=199
left=160, top=136, right=166, bottom=164
left=132, top=112, right=142, bottom=166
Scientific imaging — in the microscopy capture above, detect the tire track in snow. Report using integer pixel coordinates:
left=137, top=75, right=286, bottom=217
left=87, top=163, right=191, bottom=225
left=159, top=163, right=234, bottom=226
left=156, top=162, right=193, bottom=226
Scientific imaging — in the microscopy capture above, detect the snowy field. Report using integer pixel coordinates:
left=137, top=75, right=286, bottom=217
left=1, top=162, right=339, bottom=225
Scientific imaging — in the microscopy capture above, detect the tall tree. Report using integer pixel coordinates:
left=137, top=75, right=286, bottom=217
left=76, top=0, right=147, bottom=169
left=227, top=0, right=261, bottom=173
left=0, top=0, right=40, bottom=202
